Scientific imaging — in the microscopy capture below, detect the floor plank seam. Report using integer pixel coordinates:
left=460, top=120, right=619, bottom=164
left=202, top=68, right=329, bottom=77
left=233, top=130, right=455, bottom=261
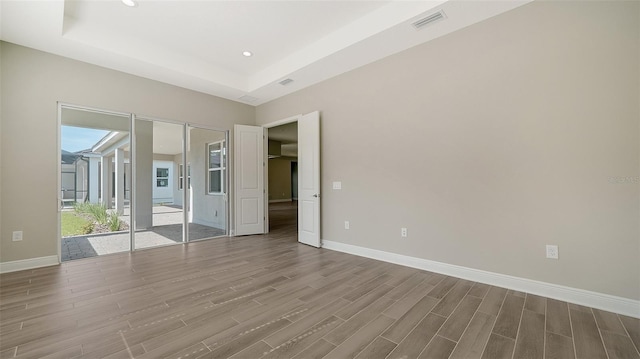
left=444, top=303, right=479, bottom=345
left=618, top=314, right=640, bottom=357
left=431, top=312, right=449, bottom=321
left=542, top=295, right=548, bottom=359
left=546, top=328, right=573, bottom=339
left=591, top=308, right=613, bottom=359
left=118, top=330, right=135, bottom=359
left=568, top=307, right=580, bottom=359
left=264, top=317, right=340, bottom=356
left=476, top=318, right=496, bottom=359
left=206, top=288, right=271, bottom=308
left=176, top=346, right=207, bottom=359
left=491, top=331, right=518, bottom=342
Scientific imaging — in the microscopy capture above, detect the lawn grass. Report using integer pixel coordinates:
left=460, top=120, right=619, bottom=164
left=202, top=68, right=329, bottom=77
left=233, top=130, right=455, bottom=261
left=61, top=212, right=93, bottom=237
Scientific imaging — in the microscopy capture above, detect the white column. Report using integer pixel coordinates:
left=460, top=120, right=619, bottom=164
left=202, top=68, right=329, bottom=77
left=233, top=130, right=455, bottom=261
left=136, top=120, right=154, bottom=229
left=101, top=156, right=111, bottom=208
left=89, top=157, right=100, bottom=204
left=115, top=148, right=125, bottom=215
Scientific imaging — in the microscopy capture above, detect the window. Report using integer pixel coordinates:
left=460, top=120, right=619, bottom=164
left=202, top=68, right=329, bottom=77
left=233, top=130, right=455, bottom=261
left=178, top=164, right=190, bottom=190
left=208, top=141, right=225, bottom=194
left=156, top=168, right=169, bottom=187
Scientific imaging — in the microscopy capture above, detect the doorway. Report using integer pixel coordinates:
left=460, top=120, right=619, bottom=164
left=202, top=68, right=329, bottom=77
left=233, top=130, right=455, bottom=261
left=267, top=122, right=298, bottom=236
left=233, top=111, right=320, bottom=246
left=259, top=111, right=320, bottom=247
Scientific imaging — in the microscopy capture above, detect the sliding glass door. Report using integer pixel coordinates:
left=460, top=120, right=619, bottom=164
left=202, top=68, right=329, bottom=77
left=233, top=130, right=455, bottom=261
left=133, top=118, right=186, bottom=250
left=186, top=126, right=228, bottom=240
left=59, top=104, right=228, bottom=261
left=59, top=106, right=131, bottom=261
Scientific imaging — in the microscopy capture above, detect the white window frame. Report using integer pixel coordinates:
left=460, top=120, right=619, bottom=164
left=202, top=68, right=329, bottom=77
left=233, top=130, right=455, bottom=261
left=156, top=167, right=169, bottom=188
left=207, top=141, right=225, bottom=195
left=178, top=163, right=191, bottom=190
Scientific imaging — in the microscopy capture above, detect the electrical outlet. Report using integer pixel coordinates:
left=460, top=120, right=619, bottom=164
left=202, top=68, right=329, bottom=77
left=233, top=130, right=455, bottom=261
left=12, top=231, right=23, bottom=241
left=401, top=228, right=407, bottom=237
left=546, top=245, right=559, bottom=259
left=344, top=221, right=350, bottom=230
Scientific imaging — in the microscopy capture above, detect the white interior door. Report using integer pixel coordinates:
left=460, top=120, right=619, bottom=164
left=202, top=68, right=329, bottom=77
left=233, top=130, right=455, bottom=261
left=234, top=125, right=265, bottom=236
left=298, top=111, right=321, bottom=247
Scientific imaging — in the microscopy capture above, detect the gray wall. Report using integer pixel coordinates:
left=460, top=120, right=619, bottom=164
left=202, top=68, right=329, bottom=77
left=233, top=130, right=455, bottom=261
left=269, top=157, right=296, bottom=201
left=0, top=42, right=254, bottom=262
left=256, top=1, right=640, bottom=300
left=136, top=120, right=153, bottom=229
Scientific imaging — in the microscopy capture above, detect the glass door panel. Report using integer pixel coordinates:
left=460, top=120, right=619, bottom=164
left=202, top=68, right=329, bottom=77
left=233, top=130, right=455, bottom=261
left=60, top=106, right=131, bottom=261
left=186, top=126, right=227, bottom=240
left=133, top=118, right=185, bottom=250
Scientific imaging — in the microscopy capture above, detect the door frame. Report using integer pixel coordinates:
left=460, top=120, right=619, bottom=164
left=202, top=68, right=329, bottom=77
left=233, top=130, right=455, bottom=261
left=261, top=114, right=303, bottom=233
left=57, top=102, right=230, bottom=263
left=57, top=102, right=132, bottom=264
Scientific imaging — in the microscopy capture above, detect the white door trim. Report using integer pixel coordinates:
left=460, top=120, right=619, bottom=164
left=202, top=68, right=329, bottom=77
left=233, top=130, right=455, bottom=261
left=263, top=115, right=303, bottom=129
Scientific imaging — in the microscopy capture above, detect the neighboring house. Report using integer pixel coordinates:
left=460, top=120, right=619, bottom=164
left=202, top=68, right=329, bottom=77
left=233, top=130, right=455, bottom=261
left=62, top=129, right=227, bottom=231
left=60, top=150, right=89, bottom=206
left=62, top=131, right=169, bottom=208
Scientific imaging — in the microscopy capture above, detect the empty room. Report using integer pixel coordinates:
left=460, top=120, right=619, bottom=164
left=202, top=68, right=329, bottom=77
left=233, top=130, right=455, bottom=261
left=1, top=1, right=639, bottom=358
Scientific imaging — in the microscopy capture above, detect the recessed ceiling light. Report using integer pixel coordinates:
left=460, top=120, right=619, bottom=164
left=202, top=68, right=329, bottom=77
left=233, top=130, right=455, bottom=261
left=242, top=51, right=253, bottom=57
left=122, top=0, right=137, bottom=7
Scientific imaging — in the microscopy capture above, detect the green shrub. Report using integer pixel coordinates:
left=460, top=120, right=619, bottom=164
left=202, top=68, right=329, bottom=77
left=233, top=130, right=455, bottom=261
left=73, top=202, right=125, bottom=233
left=81, top=222, right=94, bottom=235
left=73, top=202, right=89, bottom=213
left=75, top=202, right=108, bottom=225
left=107, top=212, right=121, bottom=232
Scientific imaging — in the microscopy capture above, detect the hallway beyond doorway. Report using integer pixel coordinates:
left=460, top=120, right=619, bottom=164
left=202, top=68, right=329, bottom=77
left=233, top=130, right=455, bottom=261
left=269, top=201, right=297, bottom=239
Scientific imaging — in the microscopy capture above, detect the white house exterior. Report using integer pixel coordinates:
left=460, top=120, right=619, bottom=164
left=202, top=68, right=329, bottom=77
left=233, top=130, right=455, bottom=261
left=62, top=127, right=226, bottom=231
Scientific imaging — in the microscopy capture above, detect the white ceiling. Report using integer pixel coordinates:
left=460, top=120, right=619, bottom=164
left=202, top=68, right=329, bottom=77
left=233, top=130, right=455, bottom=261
left=0, top=0, right=531, bottom=106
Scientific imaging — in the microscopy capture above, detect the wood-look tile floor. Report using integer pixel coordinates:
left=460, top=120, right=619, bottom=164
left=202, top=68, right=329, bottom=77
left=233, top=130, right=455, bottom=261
left=1, top=204, right=639, bottom=358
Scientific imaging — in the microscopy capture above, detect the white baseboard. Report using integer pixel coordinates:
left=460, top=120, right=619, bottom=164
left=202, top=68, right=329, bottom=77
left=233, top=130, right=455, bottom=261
left=322, top=240, right=640, bottom=318
left=0, top=255, right=59, bottom=274
left=269, top=199, right=292, bottom=203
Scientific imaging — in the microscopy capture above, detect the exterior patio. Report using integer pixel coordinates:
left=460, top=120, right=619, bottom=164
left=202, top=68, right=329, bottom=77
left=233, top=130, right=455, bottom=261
left=61, top=205, right=225, bottom=261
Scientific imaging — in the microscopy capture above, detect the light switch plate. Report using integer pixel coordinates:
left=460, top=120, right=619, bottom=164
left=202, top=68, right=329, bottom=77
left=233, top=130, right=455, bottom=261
left=332, top=181, right=342, bottom=190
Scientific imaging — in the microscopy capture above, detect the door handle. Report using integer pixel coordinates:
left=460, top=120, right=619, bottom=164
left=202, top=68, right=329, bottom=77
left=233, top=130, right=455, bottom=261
left=313, top=194, right=320, bottom=198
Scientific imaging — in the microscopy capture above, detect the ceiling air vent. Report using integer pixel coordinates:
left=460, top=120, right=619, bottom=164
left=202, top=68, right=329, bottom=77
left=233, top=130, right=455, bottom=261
left=279, top=78, right=294, bottom=86
left=239, top=95, right=258, bottom=103
left=412, top=10, right=446, bottom=30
